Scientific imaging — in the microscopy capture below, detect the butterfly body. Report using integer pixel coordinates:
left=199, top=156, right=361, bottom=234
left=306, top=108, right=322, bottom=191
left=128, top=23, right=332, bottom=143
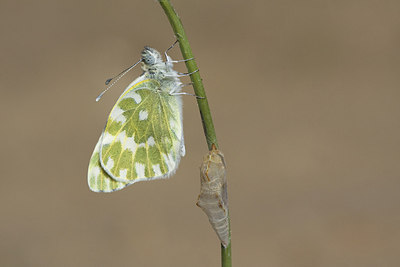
left=88, top=47, right=184, bottom=192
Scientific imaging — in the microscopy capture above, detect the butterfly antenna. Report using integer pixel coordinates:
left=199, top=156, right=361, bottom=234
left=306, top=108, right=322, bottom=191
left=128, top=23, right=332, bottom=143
left=95, top=59, right=142, bottom=102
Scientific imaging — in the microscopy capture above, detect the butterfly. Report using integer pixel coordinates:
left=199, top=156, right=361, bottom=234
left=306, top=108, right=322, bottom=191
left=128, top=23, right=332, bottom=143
left=88, top=46, right=186, bottom=192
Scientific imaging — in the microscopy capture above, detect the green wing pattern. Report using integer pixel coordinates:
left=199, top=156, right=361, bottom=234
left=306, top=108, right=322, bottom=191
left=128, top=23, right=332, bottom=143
left=88, top=79, right=184, bottom=192
left=88, top=140, right=130, bottom=192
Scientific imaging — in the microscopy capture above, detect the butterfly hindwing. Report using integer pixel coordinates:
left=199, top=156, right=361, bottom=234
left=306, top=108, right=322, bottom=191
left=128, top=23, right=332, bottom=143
left=88, top=139, right=130, bottom=192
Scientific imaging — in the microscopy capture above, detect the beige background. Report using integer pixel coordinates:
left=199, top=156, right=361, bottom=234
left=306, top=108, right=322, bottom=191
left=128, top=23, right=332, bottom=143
left=1, top=0, right=400, bottom=266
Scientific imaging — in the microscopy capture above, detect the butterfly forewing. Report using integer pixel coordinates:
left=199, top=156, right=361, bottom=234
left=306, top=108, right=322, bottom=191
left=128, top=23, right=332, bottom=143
left=99, top=79, right=183, bottom=183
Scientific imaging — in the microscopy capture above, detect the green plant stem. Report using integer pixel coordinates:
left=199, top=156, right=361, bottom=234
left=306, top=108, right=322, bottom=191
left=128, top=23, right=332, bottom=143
left=158, top=1, right=232, bottom=266
left=158, top=0, right=218, bottom=150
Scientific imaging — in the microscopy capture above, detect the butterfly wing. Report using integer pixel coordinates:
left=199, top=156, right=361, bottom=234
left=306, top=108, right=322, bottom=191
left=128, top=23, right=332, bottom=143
left=88, top=79, right=184, bottom=192
left=88, top=139, right=130, bottom=192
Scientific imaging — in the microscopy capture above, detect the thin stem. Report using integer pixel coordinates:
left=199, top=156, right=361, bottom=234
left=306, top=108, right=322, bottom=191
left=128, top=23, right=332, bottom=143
left=221, top=237, right=232, bottom=267
left=158, top=1, right=232, bottom=266
left=159, top=0, right=218, bottom=150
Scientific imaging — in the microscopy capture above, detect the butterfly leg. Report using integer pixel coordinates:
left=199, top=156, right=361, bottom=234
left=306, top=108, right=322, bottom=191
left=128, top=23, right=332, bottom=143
left=177, top=69, right=199, bottom=77
left=181, top=82, right=193, bottom=87
left=164, top=69, right=198, bottom=79
left=164, top=40, right=195, bottom=63
left=164, top=39, right=179, bottom=59
left=171, top=58, right=195, bottom=63
left=170, top=91, right=205, bottom=99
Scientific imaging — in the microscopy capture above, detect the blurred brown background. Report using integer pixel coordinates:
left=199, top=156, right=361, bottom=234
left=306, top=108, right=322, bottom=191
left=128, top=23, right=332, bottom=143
left=1, top=0, right=399, bottom=266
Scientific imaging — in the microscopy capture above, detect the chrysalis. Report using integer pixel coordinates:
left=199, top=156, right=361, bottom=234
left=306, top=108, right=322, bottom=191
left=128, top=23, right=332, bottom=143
left=196, top=145, right=230, bottom=247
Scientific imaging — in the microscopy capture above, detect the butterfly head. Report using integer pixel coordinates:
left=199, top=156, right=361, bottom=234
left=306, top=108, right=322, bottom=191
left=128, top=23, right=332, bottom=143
left=141, top=46, right=163, bottom=66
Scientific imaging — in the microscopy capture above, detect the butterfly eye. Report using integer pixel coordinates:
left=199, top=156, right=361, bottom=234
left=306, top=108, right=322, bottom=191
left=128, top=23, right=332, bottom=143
left=142, top=55, right=154, bottom=65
